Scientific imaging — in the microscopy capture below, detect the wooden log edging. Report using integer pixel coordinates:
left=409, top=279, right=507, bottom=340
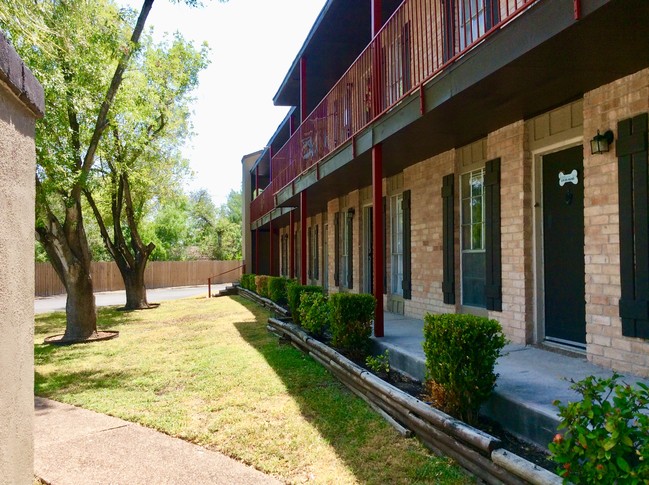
left=268, top=317, right=562, bottom=485
left=237, top=288, right=291, bottom=317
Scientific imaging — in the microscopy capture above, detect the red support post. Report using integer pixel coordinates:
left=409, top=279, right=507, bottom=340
left=269, top=220, right=274, bottom=276
left=255, top=228, right=259, bottom=275
left=300, top=56, right=308, bottom=123
left=371, top=0, right=383, bottom=118
left=300, top=192, right=308, bottom=285
left=371, top=0, right=382, bottom=37
left=289, top=210, right=295, bottom=279
left=372, top=144, right=384, bottom=337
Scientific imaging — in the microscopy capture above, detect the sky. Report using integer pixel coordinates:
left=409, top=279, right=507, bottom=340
left=119, top=0, right=327, bottom=207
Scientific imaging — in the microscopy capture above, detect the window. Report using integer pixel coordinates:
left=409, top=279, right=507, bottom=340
left=308, top=227, right=313, bottom=279
left=461, top=168, right=486, bottom=307
left=443, top=0, right=499, bottom=61
left=341, top=215, right=349, bottom=287
left=384, top=22, right=412, bottom=107
left=391, top=194, right=404, bottom=295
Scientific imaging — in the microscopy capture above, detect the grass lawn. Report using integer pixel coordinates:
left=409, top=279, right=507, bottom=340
left=35, top=294, right=471, bottom=484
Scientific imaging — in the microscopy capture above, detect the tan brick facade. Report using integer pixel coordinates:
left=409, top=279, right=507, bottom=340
left=268, top=68, right=649, bottom=377
left=583, top=68, right=649, bottom=375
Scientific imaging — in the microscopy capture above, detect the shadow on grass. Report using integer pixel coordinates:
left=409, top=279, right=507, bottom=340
left=230, top=296, right=462, bottom=484
left=34, top=368, right=141, bottom=397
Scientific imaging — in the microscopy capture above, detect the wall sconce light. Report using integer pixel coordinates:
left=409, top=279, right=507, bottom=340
left=590, top=129, right=614, bottom=155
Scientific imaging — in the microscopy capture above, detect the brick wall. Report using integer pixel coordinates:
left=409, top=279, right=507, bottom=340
left=583, top=68, right=649, bottom=375
left=486, top=121, right=532, bottom=344
left=404, top=149, right=456, bottom=319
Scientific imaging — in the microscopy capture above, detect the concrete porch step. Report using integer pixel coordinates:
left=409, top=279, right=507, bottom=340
left=212, top=283, right=239, bottom=298
left=371, top=312, right=649, bottom=450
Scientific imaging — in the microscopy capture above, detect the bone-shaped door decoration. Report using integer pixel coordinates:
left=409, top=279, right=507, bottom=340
left=558, top=169, right=578, bottom=187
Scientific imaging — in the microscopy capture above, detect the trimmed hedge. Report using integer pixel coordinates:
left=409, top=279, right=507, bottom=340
left=240, top=274, right=256, bottom=292
left=423, top=313, right=506, bottom=424
left=267, top=277, right=289, bottom=305
left=329, top=293, right=375, bottom=358
left=254, top=275, right=270, bottom=299
left=299, top=292, right=330, bottom=338
left=287, top=283, right=323, bottom=325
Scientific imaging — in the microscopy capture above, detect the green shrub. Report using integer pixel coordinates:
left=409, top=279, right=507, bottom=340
left=549, top=374, right=649, bottom=484
left=422, top=313, right=506, bottom=424
left=287, top=283, right=322, bottom=325
left=299, top=292, right=330, bottom=338
left=366, top=350, right=390, bottom=376
left=240, top=274, right=256, bottom=292
left=255, top=275, right=270, bottom=298
left=267, top=277, right=289, bottom=305
left=329, top=293, right=375, bottom=358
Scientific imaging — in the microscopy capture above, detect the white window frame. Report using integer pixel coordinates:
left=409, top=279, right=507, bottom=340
left=391, top=193, right=404, bottom=295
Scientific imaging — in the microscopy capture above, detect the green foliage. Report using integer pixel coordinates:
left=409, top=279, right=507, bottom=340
left=267, top=277, right=289, bottom=305
left=299, top=292, right=330, bottom=338
left=240, top=274, right=256, bottom=292
left=328, top=293, right=375, bottom=358
left=366, top=350, right=390, bottom=376
left=422, top=313, right=506, bottom=424
left=255, top=275, right=270, bottom=299
left=549, top=374, right=649, bottom=484
left=287, top=283, right=322, bottom=325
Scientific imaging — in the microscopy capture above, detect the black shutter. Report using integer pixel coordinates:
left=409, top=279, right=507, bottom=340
left=313, top=225, right=320, bottom=280
left=485, top=159, right=502, bottom=312
left=441, top=174, right=455, bottom=305
left=383, top=196, right=387, bottom=294
left=307, top=227, right=312, bottom=280
left=402, top=190, right=412, bottom=299
left=347, top=210, right=354, bottom=289
left=618, top=113, right=649, bottom=339
left=334, top=213, right=340, bottom=287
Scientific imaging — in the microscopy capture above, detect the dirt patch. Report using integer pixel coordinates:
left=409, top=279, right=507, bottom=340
left=44, top=330, right=119, bottom=345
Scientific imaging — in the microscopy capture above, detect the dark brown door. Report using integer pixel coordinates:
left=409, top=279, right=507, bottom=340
left=543, top=146, right=586, bottom=345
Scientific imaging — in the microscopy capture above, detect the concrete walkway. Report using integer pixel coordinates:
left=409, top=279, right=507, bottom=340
left=35, top=397, right=281, bottom=485
left=34, top=285, right=226, bottom=314
left=372, top=312, right=649, bottom=449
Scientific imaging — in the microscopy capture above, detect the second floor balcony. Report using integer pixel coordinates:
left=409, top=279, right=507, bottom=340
left=250, top=0, right=647, bottom=224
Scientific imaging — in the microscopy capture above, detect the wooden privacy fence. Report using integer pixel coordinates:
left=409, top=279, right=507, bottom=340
left=35, top=260, right=244, bottom=297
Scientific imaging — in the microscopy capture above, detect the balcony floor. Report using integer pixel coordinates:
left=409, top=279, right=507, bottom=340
left=371, top=312, right=649, bottom=449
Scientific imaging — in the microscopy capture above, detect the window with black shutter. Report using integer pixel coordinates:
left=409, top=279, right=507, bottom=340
left=334, top=213, right=340, bottom=287
left=618, top=113, right=649, bottom=339
left=484, top=158, right=502, bottom=312
left=402, top=190, right=412, bottom=299
left=346, top=210, right=354, bottom=289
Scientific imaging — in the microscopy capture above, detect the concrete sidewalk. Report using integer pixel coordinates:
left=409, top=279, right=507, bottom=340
left=34, top=398, right=281, bottom=485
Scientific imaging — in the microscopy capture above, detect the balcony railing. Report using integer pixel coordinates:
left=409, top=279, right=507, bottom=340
left=251, top=0, right=537, bottom=223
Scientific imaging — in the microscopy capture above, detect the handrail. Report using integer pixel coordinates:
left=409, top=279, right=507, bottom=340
left=250, top=0, right=539, bottom=223
left=207, top=263, right=246, bottom=298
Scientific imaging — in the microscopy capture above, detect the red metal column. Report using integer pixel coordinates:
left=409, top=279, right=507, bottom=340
left=289, top=210, right=295, bottom=279
left=372, top=0, right=384, bottom=337
left=254, top=228, right=259, bottom=274
left=372, top=145, right=384, bottom=337
left=371, top=0, right=383, bottom=118
left=371, top=0, right=382, bottom=36
left=269, top=220, right=274, bottom=276
left=300, top=56, right=307, bottom=123
left=300, top=192, right=308, bottom=285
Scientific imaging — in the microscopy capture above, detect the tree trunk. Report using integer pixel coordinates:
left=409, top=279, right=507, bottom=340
left=36, top=200, right=98, bottom=341
left=123, top=265, right=149, bottom=310
left=63, top=263, right=98, bottom=340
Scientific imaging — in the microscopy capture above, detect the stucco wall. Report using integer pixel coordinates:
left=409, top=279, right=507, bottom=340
left=0, top=32, right=43, bottom=485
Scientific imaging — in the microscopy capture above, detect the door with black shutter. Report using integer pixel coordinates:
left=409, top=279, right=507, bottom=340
left=542, top=145, right=586, bottom=346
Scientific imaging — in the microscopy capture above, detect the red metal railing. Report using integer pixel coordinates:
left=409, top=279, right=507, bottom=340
left=251, top=0, right=538, bottom=223
left=207, top=263, right=246, bottom=298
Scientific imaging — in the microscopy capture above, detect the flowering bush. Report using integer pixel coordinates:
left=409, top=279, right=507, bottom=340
left=549, top=374, right=649, bottom=484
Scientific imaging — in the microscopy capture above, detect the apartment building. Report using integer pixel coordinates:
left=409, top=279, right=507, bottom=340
left=243, top=0, right=649, bottom=376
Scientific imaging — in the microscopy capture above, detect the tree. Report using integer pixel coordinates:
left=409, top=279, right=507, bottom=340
left=0, top=0, right=211, bottom=342
left=84, top=33, right=208, bottom=309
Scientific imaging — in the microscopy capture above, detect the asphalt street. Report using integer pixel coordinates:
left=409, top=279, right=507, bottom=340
left=34, top=284, right=225, bottom=314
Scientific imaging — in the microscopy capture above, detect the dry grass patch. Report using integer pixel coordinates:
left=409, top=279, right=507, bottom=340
left=35, top=295, right=471, bottom=484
